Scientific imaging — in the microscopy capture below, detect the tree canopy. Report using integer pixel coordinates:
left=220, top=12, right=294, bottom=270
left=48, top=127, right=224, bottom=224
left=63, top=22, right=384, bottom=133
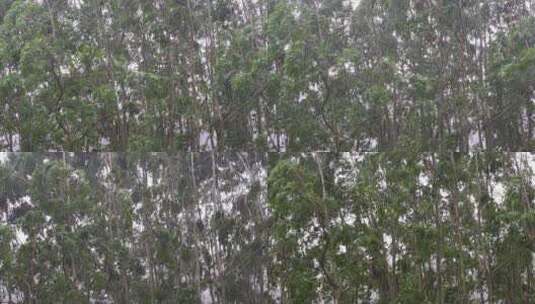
left=1, top=0, right=534, bottom=303
left=1, top=152, right=268, bottom=303
left=268, top=152, right=535, bottom=303
left=0, top=0, right=533, bottom=151
left=1, top=152, right=534, bottom=303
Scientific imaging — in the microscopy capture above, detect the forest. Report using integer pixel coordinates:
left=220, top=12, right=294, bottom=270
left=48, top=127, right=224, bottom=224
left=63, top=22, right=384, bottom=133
left=1, top=0, right=535, bottom=303
left=1, top=152, right=268, bottom=303
left=0, top=152, right=534, bottom=303
left=0, top=0, right=534, bottom=151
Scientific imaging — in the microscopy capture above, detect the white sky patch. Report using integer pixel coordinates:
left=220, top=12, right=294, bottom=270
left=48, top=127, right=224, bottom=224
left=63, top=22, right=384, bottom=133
left=419, top=171, right=430, bottom=187
left=328, top=66, right=338, bottom=78
left=343, top=0, right=361, bottom=10
left=15, top=228, right=28, bottom=245
left=338, top=244, right=347, bottom=255
left=128, top=62, right=139, bottom=72
left=492, top=182, right=506, bottom=205
left=0, top=153, right=7, bottom=162
left=344, top=212, right=357, bottom=226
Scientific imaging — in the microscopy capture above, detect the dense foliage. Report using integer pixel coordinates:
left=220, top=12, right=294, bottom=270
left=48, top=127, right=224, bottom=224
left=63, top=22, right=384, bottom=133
left=0, top=153, right=268, bottom=303
left=1, top=0, right=534, bottom=303
left=0, top=0, right=533, bottom=151
left=268, top=152, right=535, bottom=303
left=1, top=152, right=534, bottom=303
